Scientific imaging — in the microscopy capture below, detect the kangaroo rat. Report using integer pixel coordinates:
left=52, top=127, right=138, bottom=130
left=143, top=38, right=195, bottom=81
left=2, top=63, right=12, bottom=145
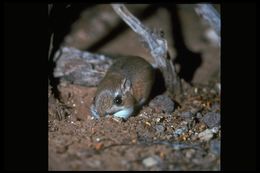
left=91, top=56, right=155, bottom=120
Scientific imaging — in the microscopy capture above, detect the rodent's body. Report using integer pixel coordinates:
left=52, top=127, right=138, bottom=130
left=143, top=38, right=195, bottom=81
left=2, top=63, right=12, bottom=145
left=91, top=56, right=155, bottom=120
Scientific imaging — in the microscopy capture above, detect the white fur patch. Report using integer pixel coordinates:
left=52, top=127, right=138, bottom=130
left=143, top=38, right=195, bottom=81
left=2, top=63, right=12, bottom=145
left=113, top=107, right=134, bottom=119
left=90, top=104, right=99, bottom=119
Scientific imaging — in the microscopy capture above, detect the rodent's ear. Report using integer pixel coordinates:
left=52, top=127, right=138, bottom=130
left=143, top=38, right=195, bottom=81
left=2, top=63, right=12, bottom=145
left=121, top=78, right=132, bottom=94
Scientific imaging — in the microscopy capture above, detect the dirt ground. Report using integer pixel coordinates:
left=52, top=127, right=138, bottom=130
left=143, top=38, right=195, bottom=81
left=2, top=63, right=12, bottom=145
left=48, top=4, right=220, bottom=171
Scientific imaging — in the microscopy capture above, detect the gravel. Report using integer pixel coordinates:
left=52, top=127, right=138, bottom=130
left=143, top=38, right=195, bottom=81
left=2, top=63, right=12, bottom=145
left=198, top=129, right=214, bottom=141
left=180, top=111, right=193, bottom=119
left=202, top=112, right=220, bottom=128
left=155, top=124, right=165, bottom=133
left=173, top=127, right=188, bottom=137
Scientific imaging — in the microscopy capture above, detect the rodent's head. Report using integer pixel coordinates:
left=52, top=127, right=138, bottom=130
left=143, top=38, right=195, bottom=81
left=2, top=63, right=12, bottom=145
left=91, top=78, right=136, bottom=120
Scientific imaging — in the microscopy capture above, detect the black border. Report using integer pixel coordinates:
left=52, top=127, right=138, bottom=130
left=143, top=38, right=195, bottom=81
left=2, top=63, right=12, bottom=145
left=221, top=3, right=256, bottom=171
left=4, top=3, right=48, bottom=171
left=3, top=2, right=256, bottom=171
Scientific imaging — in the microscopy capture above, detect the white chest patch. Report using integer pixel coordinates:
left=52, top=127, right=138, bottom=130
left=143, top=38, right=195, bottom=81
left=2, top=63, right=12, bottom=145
left=113, top=107, right=134, bottom=119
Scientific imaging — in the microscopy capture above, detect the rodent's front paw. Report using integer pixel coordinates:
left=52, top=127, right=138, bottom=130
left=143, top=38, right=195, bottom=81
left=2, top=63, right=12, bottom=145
left=90, top=104, right=100, bottom=119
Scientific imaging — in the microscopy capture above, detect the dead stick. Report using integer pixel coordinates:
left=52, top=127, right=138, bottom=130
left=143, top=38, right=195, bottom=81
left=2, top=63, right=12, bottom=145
left=111, top=4, right=182, bottom=97
left=194, top=4, right=220, bottom=46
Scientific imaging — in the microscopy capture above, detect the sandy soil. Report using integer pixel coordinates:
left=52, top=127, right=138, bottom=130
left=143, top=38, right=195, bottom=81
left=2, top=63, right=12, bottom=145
left=48, top=4, right=220, bottom=171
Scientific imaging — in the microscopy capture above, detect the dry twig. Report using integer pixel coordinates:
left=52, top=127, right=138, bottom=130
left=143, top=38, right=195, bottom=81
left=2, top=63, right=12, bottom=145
left=111, top=4, right=182, bottom=97
left=194, top=4, right=220, bottom=46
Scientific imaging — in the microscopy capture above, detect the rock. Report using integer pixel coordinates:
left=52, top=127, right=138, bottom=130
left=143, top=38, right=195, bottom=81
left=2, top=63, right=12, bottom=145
left=155, top=124, right=165, bottom=133
left=202, top=112, right=220, bottom=128
left=95, top=142, right=103, bottom=150
left=53, top=47, right=113, bottom=86
left=142, top=156, right=161, bottom=167
left=155, top=116, right=165, bottom=123
left=173, top=127, right=188, bottom=137
left=180, top=111, right=193, bottom=119
left=149, top=95, right=175, bottom=113
left=215, top=83, right=221, bottom=94
left=211, top=127, right=220, bottom=134
left=196, top=112, right=203, bottom=119
left=198, top=129, right=214, bottom=141
left=210, top=139, right=220, bottom=156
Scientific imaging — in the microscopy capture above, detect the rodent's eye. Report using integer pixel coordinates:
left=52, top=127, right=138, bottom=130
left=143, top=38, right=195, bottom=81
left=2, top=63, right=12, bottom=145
left=113, top=95, right=122, bottom=105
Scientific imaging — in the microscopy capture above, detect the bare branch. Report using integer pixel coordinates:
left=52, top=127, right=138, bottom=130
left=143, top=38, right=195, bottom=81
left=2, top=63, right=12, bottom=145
left=48, top=4, right=53, bottom=16
left=111, top=4, right=167, bottom=68
left=111, top=4, right=182, bottom=97
left=48, top=33, right=54, bottom=60
left=194, top=4, right=220, bottom=46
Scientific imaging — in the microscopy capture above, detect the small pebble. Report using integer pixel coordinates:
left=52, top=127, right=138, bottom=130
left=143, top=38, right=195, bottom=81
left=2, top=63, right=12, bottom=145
left=173, top=127, right=188, bottom=137
left=180, top=111, right=193, bottom=119
left=149, top=95, right=175, bottom=113
left=145, top=121, right=151, bottom=126
left=210, top=139, right=220, bottom=156
left=112, top=116, right=124, bottom=123
left=210, top=103, right=220, bottom=112
left=155, top=116, right=164, bottom=123
left=198, top=129, right=214, bottom=141
left=194, top=88, right=198, bottom=94
left=142, top=156, right=161, bottom=167
left=87, top=160, right=101, bottom=167
left=198, top=123, right=207, bottom=131
left=211, top=126, right=220, bottom=134
left=95, top=143, right=103, bottom=150
left=139, top=111, right=149, bottom=118
left=190, top=107, right=200, bottom=114
left=216, top=83, right=221, bottom=93
left=202, top=112, right=220, bottom=128
left=155, top=124, right=165, bottom=133
left=180, top=121, right=188, bottom=126
left=193, top=100, right=200, bottom=105
left=165, top=135, right=172, bottom=140
left=196, top=112, right=203, bottom=119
